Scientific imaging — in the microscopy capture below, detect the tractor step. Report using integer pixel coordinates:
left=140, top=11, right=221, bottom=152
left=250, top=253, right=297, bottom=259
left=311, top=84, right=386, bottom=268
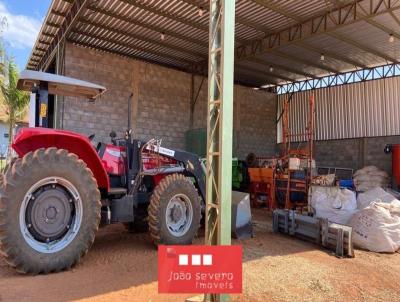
left=108, top=187, right=127, bottom=196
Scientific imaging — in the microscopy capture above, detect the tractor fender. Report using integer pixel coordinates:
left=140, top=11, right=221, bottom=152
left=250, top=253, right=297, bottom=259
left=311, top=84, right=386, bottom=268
left=12, top=128, right=109, bottom=190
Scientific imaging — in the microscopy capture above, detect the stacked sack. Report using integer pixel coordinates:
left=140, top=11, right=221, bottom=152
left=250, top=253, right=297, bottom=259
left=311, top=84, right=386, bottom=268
left=353, top=166, right=390, bottom=192
left=349, top=200, right=400, bottom=253
left=310, top=186, right=357, bottom=225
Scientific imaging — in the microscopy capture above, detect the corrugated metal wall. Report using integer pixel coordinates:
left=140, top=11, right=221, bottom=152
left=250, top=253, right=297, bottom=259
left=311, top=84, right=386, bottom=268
left=277, top=76, right=400, bottom=143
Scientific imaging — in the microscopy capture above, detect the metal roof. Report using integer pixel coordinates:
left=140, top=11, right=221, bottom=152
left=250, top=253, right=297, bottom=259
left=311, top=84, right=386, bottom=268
left=27, top=0, right=400, bottom=87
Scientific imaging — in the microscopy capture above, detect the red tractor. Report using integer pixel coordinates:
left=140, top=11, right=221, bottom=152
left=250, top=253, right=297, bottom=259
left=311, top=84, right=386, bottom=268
left=0, top=71, right=206, bottom=274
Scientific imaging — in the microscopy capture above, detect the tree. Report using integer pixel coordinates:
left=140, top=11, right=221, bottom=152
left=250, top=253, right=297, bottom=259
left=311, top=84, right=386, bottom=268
left=1, top=59, right=29, bottom=144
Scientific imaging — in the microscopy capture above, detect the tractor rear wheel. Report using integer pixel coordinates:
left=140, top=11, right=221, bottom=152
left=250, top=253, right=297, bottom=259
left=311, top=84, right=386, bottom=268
left=148, top=174, right=201, bottom=245
left=0, top=148, right=101, bottom=274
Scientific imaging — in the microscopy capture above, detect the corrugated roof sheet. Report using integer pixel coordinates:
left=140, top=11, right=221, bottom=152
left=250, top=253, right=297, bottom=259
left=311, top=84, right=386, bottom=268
left=27, top=0, right=400, bottom=87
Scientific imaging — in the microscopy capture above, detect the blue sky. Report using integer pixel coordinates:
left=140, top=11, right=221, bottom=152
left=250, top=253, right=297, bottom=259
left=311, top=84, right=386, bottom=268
left=0, top=0, right=51, bottom=70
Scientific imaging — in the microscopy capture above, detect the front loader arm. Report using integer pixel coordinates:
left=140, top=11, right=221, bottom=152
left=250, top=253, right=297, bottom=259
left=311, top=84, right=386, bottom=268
left=171, top=149, right=206, bottom=201
left=145, top=143, right=206, bottom=201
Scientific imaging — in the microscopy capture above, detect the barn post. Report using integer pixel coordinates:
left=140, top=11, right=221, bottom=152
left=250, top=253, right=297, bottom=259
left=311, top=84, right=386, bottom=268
left=205, top=0, right=236, bottom=301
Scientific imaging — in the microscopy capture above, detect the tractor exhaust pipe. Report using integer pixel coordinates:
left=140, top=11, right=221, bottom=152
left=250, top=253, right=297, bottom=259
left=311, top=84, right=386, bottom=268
left=126, top=93, right=133, bottom=140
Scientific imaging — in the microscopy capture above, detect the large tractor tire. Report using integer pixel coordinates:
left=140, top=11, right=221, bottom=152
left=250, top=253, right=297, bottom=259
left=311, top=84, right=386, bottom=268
left=148, top=174, right=201, bottom=245
left=0, top=148, right=101, bottom=274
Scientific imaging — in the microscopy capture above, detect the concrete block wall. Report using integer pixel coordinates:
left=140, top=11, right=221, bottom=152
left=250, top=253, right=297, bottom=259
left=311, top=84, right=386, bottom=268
left=134, top=63, right=192, bottom=149
left=313, top=139, right=362, bottom=170
left=191, top=76, right=277, bottom=159
left=63, top=43, right=277, bottom=158
left=364, top=136, right=400, bottom=174
left=63, top=44, right=133, bottom=141
left=293, top=135, right=400, bottom=175
left=236, top=86, right=277, bottom=158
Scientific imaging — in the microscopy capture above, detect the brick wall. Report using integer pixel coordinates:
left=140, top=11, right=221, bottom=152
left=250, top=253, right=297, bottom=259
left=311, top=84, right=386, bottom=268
left=63, top=43, right=277, bottom=158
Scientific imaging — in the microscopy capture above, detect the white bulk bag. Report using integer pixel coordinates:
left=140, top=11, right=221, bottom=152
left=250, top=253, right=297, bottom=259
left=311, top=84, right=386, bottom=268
left=349, top=201, right=400, bottom=253
left=312, top=187, right=357, bottom=224
left=357, top=187, right=397, bottom=210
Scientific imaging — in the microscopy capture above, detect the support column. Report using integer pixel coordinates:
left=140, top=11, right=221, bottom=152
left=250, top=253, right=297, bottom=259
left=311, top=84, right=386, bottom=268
left=38, top=82, right=49, bottom=128
left=205, top=0, right=235, bottom=301
left=55, top=38, right=66, bottom=129
left=189, top=75, right=206, bottom=129
left=189, top=74, right=195, bottom=128
left=130, top=61, right=140, bottom=134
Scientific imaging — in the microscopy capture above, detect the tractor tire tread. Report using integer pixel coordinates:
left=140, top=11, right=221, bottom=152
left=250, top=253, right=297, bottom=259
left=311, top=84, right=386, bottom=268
left=148, top=174, right=201, bottom=246
left=0, top=148, right=101, bottom=274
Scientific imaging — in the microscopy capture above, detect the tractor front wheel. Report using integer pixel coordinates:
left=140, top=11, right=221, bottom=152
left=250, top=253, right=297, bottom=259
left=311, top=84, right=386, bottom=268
left=148, top=174, right=201, bottom=245
left=0, top=148, right=101, bottom=274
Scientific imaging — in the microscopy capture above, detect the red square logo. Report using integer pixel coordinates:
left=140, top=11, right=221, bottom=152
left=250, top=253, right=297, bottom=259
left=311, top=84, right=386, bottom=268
left=158, top=245, right=242, bottom=294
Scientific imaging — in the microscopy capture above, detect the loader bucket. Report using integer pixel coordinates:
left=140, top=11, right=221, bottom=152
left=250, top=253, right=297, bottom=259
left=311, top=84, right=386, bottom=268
left=231, top=191, right=253, bottom=240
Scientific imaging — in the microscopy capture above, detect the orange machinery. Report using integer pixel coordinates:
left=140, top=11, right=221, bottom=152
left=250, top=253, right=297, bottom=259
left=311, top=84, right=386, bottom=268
left=248, top=166, right=276, bottom=210
left=247, top=94, right=315, bottom=211
left=278, top=94, right=315, bottom=210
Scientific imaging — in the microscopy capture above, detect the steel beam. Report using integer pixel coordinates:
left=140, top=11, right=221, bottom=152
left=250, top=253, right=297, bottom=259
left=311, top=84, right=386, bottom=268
left=86, top=6, right=207, bottom=48
left=77, top=18, right=205, bottom=59
left=277, top=62, right=400, bottom=94
left=38, top=40, right=51, bottom=46
left=70, top=29, right=192, bottom=65
left=118, top=0, right=246, bottom=45
left=246, top=57, right=316, bottom=78
left=51, top=9, right=66, bottom=18
left=206, top=0, right=235, bottom=301
left=26, top=0, right=59, bottom=69
left=294, top=41, right=368, bottom=68
left=119, top=0, right=208, bottom=32
left=235, top=67, right=278, bottom=85
left=273, top=50, right=340, bottom=74
left=251, top=0, right=298, bottom=20
left=389, top=11, right=400, bottom=27
left=236, top=63, right=296, bottom=82
left=42, top=32, right=57, bottom=38
left=46, top=21, right=61, bottom=28
left=327, top=31, right=398, bottom=62
left=181, top=0, right=271, bottom=34
left=239, top=0, right=400, bottom=62
left=38, top=0, right=91, bottom=71
left=365, top=18, right=400, bottom=40
left=332, top=0, right=400, bottom=40
left=54, top=38, right=66, bottom=129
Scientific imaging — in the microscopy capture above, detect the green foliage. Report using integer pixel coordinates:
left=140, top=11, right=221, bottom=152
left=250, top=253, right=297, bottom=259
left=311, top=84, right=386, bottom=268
left=1, top=59, right=29, bottom=143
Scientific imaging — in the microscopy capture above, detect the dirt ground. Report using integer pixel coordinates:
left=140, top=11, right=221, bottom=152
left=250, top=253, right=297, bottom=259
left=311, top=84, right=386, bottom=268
left=1, top=208, right=400, bottom=302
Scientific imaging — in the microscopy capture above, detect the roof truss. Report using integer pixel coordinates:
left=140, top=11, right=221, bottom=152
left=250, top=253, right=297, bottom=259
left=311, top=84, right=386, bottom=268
left=28, top=0, right=400, bottom=87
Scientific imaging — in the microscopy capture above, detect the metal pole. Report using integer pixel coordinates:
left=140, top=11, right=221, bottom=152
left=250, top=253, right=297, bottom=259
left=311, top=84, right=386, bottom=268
left=55, top=38, right=66, bottom=129
left=38, top=82, right=49, bottom=128
left=205, top=0, right=235, bottom=301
